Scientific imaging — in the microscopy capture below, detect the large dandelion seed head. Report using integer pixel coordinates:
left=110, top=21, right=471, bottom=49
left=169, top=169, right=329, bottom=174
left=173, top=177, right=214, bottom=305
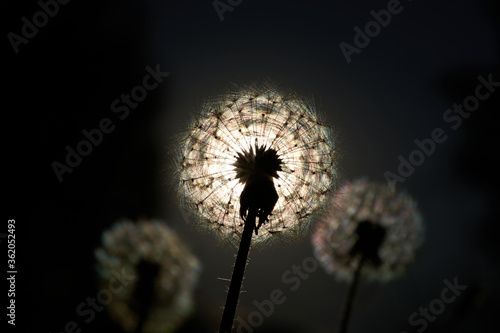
left=176, top=84, right=338, bottom=246
left=312, top=179, right=425, bottom=282
left=95, top=219, right=201, bottom=333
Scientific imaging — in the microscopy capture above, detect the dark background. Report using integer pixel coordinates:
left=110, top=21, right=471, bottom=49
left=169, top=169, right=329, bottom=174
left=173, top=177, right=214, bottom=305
left=3, top=0, right=499, bottom=332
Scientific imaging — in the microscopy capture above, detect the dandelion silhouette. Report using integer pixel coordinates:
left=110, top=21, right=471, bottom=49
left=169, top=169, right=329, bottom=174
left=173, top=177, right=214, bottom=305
left=312, top=179, right=424, bottom=333
left=95, top=219, right=201, bottom=333
left=175, top=84, right=338, bottom=332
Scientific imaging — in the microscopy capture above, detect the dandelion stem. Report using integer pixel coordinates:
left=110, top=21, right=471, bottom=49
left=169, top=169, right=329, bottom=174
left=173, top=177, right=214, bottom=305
left=219, top=209, right=256, bottom=333
left=132, top=260, right=160, bottom=333
left=338, top=256, right=365, bottom=333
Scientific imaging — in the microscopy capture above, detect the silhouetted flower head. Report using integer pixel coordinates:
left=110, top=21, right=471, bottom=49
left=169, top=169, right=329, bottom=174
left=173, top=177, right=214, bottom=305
left=95, top=219, right=201, bottom=333
left=312, top=179, right=424, bottom=282
left=176, top=84, right=339, bottom=246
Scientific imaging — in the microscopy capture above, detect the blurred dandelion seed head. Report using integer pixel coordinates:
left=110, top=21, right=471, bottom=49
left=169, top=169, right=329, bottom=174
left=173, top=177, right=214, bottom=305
left=175, top=85, right=338, bottom=246
left=95, top=219, right=201, bottom=333
left=312, top=179, right=425, bottom=282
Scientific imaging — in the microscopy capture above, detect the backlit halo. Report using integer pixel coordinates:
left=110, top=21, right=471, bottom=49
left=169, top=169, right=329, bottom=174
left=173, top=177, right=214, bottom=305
left=176, top=85, right=339, bottom=246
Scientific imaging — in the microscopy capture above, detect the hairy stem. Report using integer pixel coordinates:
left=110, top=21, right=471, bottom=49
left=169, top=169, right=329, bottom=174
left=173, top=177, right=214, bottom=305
left=219, top=210, right=256, bottom=333
left=338, top=256, right=365, bottom=333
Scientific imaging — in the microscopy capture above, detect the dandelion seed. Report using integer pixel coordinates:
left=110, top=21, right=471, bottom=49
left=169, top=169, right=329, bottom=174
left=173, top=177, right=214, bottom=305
left=176, top=84, right=338, bottom=246
left=95, top=219, right=201, bottom=333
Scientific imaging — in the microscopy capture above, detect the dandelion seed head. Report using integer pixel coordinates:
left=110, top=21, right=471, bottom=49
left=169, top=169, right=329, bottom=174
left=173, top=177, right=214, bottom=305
left=176, top=85, right=338, bottom=246
left=95, top=219, right=201, bottom=333
left=312, top=179, right=424, bottom=282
